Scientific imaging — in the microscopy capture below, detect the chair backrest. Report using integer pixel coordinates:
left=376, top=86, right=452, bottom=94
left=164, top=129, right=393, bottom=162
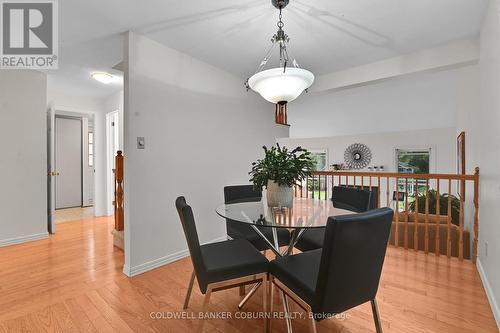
left=224, top=185, right=262, bottom=237
left=332, top=186, right=375, bottom=212
left=314, top=207, right=394, bottom=314
left=175, top=197, right=208, bottom=292
left=224, top=185, right=262, bottom=204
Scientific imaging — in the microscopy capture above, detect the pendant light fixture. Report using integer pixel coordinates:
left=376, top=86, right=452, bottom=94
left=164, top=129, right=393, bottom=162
left=246, top=0, right=314, bottom=109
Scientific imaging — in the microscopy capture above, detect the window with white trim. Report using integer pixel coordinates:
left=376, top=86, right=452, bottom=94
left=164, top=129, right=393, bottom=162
left=308, top=149, right=328, bottom=199
left=395, top=148, right=431, bottom=209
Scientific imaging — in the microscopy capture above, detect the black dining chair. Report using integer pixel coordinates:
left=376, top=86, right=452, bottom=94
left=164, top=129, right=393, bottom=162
left=332, top=185, right=377, bottom=211
left=224, top=185, right=291, bottom=251
left=295, top=186, right=375, bottom=252
left=175, top=197, right=269, bottom=332
left=270, top=208, right=394, bottom=333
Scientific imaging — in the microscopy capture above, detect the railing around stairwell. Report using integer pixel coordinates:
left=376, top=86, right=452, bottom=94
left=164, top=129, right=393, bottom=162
left=294, top=168, right=480, bottom=263
left=114, top=151, right=124, bottom=232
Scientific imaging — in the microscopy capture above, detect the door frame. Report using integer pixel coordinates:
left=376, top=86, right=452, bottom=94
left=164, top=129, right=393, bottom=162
left=106, top=110, right=121, bottom=216
left=47, top=105, right=56, bottom=233
left=47, top=106, right=100, bottom=233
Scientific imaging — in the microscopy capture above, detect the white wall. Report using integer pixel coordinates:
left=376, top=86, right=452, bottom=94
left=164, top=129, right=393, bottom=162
left=48, top=91, right=104, bottom=112
left=288, top=65, right=479, bottom=138
left=103, top=90, right=124, bottom=216
left=123, top=32, right=289, bottom=275
left=463, top=0, right=500, bottom=326
left=47, top=91, right=109, bottom=216
left=103, top=90, right=124, bottom=149
left=278, top=128, right=456, bottom=174
left=278, top=128, right=457, bottom=209
left=0, top=70, right=48, bottom=246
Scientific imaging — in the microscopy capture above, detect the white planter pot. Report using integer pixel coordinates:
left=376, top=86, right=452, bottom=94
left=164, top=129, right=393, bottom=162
left=267, top=180, right=293, bottom=208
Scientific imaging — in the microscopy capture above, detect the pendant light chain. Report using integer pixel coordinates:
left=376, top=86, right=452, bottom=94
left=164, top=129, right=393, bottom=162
left=247, top=3, right=296, bottom=79
left=277, top=8, right=284, bottom=30
left=277, top=7, right=288, bottom=72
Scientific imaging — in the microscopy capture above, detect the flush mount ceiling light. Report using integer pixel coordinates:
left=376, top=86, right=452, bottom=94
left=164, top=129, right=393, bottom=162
left=246, top=0, right=314, bottom=105
left=91, top=72, right=114, bottom=84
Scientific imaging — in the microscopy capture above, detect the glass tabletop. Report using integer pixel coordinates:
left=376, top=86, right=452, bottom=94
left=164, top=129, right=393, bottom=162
left=216, top=198, right=356, bottom=229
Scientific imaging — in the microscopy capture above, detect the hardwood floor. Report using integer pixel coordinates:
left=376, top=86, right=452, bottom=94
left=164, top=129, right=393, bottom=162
left=55, top=207, right=94, bottom=224
left=0, top=217, right=497, bottom=333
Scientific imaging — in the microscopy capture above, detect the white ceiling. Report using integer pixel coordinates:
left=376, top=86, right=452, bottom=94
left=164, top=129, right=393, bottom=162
left=50, top=0, right=490, bottom=99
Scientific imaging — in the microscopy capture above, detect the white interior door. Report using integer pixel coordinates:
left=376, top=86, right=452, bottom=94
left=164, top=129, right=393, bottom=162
left=47, top=106, right=56, bottom=233
left=55, top=117, right=83, bottom=209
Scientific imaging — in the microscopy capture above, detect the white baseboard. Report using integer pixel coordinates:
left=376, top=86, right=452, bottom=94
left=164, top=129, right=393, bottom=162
left=201, top=236, right=228, bottom=245
left=123, top=235, right=228, bottom=277
left=123, top=248, right=190, bottom=277
left=0, top=232, right=49, bottom=248
left=477, top=259, right=500, bottom=329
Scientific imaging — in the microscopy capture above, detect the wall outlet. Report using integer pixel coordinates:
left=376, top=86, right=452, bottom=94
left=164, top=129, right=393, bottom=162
left=484, top=241, right=489, bottom=257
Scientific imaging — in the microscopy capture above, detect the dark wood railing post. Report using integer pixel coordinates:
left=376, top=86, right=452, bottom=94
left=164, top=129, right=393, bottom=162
left=459, top=174, right=465, bottom=261
left=447, top=179, right=452, bottom=258
left=115, top=151, right=124, bottom=232
left=473, top=167, right=480, bottom=264
left=414, top=178, right=419, bottom=251
left=435, top=178, right=441, bottom=256
left=424, top=179, right=430, bottom=254
left=395, top=176, right=399, bottom=247
left=404, top=177, right=409, bottom=249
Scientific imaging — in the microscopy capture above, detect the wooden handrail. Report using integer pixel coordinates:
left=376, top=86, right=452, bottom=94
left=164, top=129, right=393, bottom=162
left=312, top=170, right=477, bottom=181
left=295, top=168, right=480, bottom=263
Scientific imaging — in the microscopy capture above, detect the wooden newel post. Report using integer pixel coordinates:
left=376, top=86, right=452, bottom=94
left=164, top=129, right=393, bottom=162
left=115, top=151, right=124, bottom=232
left=473, top=167, right=480, bottom=264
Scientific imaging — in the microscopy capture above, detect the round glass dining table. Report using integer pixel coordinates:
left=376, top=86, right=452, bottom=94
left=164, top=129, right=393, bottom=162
left=216, top=198, right=356, bottom=333
left=216, top=197, right=355, bottom=230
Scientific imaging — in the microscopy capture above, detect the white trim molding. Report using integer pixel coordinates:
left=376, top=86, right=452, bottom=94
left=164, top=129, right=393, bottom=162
left=123, top=236, right=228, bottom=277
left=477, top=259, right=500, bottom=329
left=0, top=232, right=49, bottom=248
left=123, top=249, right=189, bottom=277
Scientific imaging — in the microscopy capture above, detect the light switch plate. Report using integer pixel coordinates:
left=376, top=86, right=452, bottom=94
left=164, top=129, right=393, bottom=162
left=137, top=137, right=145, bottom=149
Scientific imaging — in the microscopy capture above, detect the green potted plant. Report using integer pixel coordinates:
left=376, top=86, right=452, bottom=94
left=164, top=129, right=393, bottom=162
left=249, top=144, right=314, bottom=207
left=409, top=189, right=460, bottom=226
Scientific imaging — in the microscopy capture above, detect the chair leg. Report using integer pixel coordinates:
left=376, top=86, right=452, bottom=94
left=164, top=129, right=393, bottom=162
left=239, top=285, right=246, bottom=296
left=238, top=282, right=261, bottom=309
left=198, top=287, right=212, bottom=333
left=183, top=271, right=196, bottom=310
left=371, top=299, right=383, bottom=333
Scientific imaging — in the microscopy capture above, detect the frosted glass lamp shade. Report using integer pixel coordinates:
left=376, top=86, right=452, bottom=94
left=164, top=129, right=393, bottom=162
left=248, top=67, right=314, bottom=104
